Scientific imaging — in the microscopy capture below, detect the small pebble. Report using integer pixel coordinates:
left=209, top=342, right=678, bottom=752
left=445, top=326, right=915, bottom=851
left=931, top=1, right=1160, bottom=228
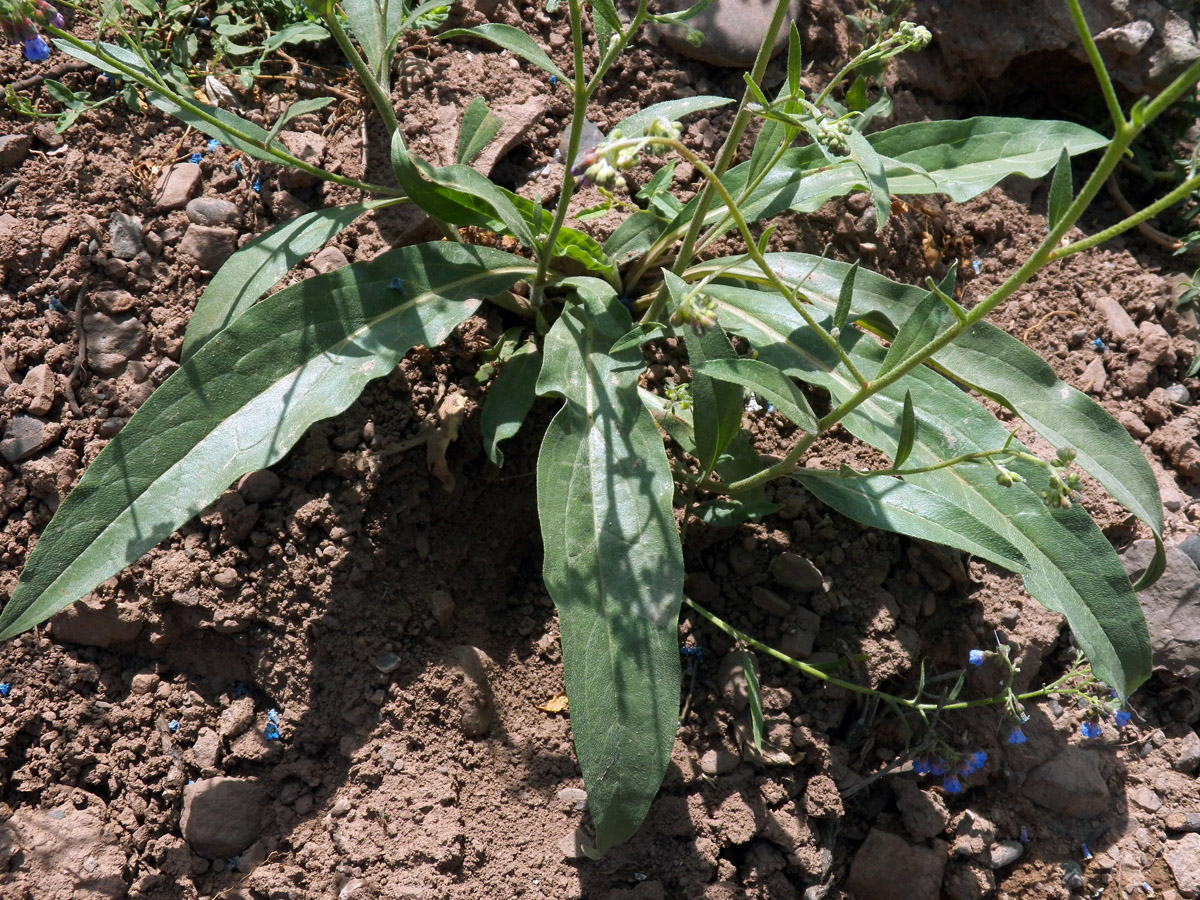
left=375, top=652, right=401, bottom=674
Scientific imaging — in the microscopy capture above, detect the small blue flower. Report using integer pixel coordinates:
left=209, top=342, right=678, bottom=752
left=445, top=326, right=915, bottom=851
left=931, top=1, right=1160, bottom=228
left=48, top=296, right=68, bottom=314
left=389, top=277, right=404, bottom=292
left=1007, top=726, right=1027, bottom=744
left=969, top=750, right=987, bottom=771
left=251, top=175, right=262, bottom=193
left=1019, top=825, right=1029, bottom=844
left=1081, top=843, right=1092, bottom=860
left=912, top=757, right=931, bottom=776
left=548, top=75, right=558, bottom=87
left=24, top=35, right=50, bottom=62
left=233, top=160, right=243, bottom=174
left=207, top=139, right=221, bottom=152
left=971, top=259, right=982, bottom=274
left=1114, top=710, right=1131, bottom=728
left=168, top=719, right=179, bottom=733
left=928, top=757, right=948, bottom=776
left=968, top=649, right=986, bottom=667
left=266, top=708, right=280, bottom=725
left=1081, top=720, right=1102, bottom=739
left=189, top=152, right=202, bottom=164
left=943, top=774, right=962, bottom=794
left=264, top=722, right=281, bottom=741
left=0, top=683, right=11, bottom=698
left=1091, top=337, right=1106, bottom=352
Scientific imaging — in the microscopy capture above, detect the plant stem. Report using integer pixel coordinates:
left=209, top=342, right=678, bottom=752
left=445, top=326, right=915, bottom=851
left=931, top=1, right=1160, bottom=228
left=321, top=7, right=401, bottom=140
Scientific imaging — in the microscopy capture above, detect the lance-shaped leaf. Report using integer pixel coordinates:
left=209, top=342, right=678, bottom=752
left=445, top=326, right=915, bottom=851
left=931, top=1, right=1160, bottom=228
left=481, top=346, right=542, bottom=467
left=612, top=96, right=734, bottom=139
left=690, top=252, right=1165, bottom=584
left=0, top=244, right=533, bottom=640
left=707, top=283, right=1151, bottom=697
left=183, top=200, right=381, bottom=361
left=793, top=472, right=1027, bottom=572
left=691, top=358, right=818, bottom=433
left=537, top=288, right=684, bottom=854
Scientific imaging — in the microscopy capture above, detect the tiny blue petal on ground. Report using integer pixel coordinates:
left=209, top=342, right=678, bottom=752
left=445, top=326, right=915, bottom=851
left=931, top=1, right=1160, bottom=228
left=1007, top=726, right=1027, bottom=744
left=1081, top=720, right=1102, bottom=739
left=968, top=649, right=985, bottom=666
left=1114, top=710, right=1131, bottom=727
left=943, top=774, right=962, bottom=794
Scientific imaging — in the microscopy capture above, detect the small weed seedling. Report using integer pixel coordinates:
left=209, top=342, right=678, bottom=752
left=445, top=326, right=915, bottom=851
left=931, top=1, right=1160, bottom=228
left=1, top=0, right=1191, bottom=853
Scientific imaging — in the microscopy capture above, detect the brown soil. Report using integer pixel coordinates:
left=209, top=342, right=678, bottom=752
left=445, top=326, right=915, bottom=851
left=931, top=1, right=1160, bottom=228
left=2, top=2, right=1199, bottom=899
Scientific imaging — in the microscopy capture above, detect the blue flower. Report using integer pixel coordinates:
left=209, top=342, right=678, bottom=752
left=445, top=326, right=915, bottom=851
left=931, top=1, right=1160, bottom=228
left=1091, top=337, right=1106, bottom=352
left=0, top=682, right=11, bottom=698
left=912, top=757, right=931, bottom=775
left=1081, top=720, right=1101, bottom=739
left=1007, top=726, right=1027, bottom=744
left=968, top=649, right=986, bottom=667
left=266, top=708, right=280, bottom=724
left=189, top=152, right=202, bottom=164
left=1019, top=825, right=1029, bottom=844
left=943, top=774, right=962, bottom=794
left=928, top=757, right=948, bottom=776
left=23, top=34, right=49, bottom=61
left=207, top=139, right=221, bottom=152
left=264, top=722, right=280, bottom=741
left=1081, top=843, right=1092, bottom=860
left=1114, top=710, right=1131, bottom=728
left=168, top=719, right=179, bottom=733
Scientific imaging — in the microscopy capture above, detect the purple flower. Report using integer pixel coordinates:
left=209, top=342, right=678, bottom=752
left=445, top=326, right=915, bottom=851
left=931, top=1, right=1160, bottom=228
left=968, top=649, right=985, bottom=666
left=1007, top=726, right=1027, bottom=744
left=1081, top=720, right=1102, bottom=739
left=943, top=774, right=962, bottom=794
left=1114, top=710, right=1131, bottom=728
left=23, top=34, right=49, bottom=61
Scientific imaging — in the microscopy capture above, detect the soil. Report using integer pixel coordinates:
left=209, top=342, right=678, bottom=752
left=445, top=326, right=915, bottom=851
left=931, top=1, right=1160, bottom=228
left=2, top=2, right=1200, bottom=899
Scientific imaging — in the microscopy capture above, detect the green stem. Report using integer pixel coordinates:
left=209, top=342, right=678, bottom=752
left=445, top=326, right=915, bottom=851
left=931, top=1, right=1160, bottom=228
left=1064, top=0, right=1125, bottom=128
left=685, top=596, right=1078, bottom=712
left=321, top=7, right=401, bottom=140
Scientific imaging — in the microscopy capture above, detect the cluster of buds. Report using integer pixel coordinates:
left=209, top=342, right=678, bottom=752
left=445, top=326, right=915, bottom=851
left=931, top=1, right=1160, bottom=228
left=663, top=380, right=693, bottom=412
left=994, top=464, right=1024, bottom=488
left=669, top=290, right=719, bottom=336
left=1, top=0, right=62, bottom=61
left=816, top=117, right=854, bottom=156
left=570, top=118, right=682, bottom=190
left=895, top=21, right=932, bottom=51
left=1042, top=446, right=1081, bottom=510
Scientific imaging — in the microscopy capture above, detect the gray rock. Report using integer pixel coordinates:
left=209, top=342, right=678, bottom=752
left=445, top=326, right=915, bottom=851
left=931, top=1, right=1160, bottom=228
left=751, top=585, right=792, bottom=617
left=178, top=224, right=238, bottom=271
left=82, top=311, right=148, bottom=376
left=1093, top=293, right=1139, bottom=342
left=1, top=414, right=63, bottom=463
left=1165, top=832, right=1200, bottom=899
left=0, top=133, right=33, bottom=168
left=1078, top=356, right=1106, bottom=394
left=237, top=469, right=282, bottom=504
left=109, top=212, right=144, bottom=260
left=93, top=289, right=136, bottom=315
left=180, top=777, right=265, bottom=857
left=1120, top=539, right=1200, bottom=678
left=1021, top=747, right=1109, bottom=818
left=771, top=552, right=824, bottom=592
left=906, top=0, right=1200, bottom=100
left=185, top=197, right=241, bottom=227
left=1175, top=731, right=1200, bottom=774
left=153, top=163, right=202, bottom=211
left=559, top=827, right=593, bottom=860
left=985, top=840, right=1023, bottom=869
left=846, top=828, right=946, bottom=900
left=655, top=0, right=802, bottom=67
left=311, top=246, right=350, bottom=274
left=20, top=363, right=57, bottom=416
left=556, top=787, right=588, bottom=811
left=191, top=727, right=221, bottom=770
left=699, top=748, right=742, bottom=776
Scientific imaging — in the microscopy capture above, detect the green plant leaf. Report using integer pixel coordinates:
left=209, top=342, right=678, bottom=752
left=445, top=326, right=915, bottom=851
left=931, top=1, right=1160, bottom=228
left=457, top=95, right=504, bottom=165
left=691, top=358, right=818, bottom=433
left=794, top=473, right=1028, bottom=571
left=876, top=288, right=946, bottom=380
left=0, top=244, right=534, bottom=641
left=693, top=253, right=1165, bottom=576
left=833, top=259, right=858, bottom=330
left=1048, top=146, right=1073, bottom=231
left=692, top=498, right=781, bottom=526
left=441, top=24, right=567, bottom=83
left=537, top=288, right=683, bottom=855
left=265, top=96, right=334, bottom=145
left=706, top=282, right=1151, bottom=697
left=895, top=390, right=915, bottom=469
left=612, top=96, right=734, bottom=140
left=685, top=326, right=744, bottom=476
left=341, top=0, right=398, bottom=85
left=742, top=649, right=764, bottom=752
left=481, top=346, right=542, bottom=466
left=845, top=129, right=890, bottom=225
left=182, top=200, right=379, bottom=362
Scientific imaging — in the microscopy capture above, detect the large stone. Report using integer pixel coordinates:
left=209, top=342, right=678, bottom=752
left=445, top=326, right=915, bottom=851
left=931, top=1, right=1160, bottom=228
left=181, top=777, right=265, bottom=857
left=82, top=310, right=148, bottom=376
left=1165, top=833, right=1200, bottom=899
left=1, top=414, right=62, bottom=463
left=1021, top=747, right=1109, bottom=819
left=1120, top=540, right=1200, bottom=678
left=178, top=224, right=238, bottom=271
left=771, top=551, right=824, bottom=592
left=655, top=0, right=802, bottom=67
left=846, top=828, right=946, bottom=900
left=903, top=0, right=1200, bottom=101
left=109, top=211, right=144, bottom=260
left=153, top=163, right=202, bottom=211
